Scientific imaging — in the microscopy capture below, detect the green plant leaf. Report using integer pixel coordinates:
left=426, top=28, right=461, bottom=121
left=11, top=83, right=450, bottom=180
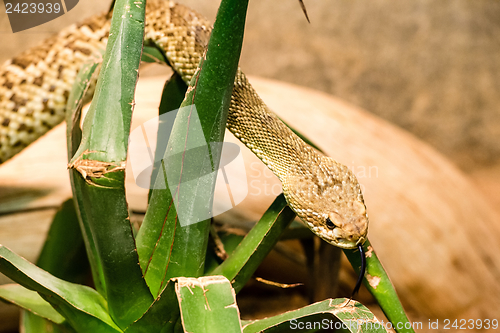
left=0, top=284, right=65, bottom=324
left=69, top=171, right=153, bottom=329
left=344, top=240, right=414, bottom=333
left=136, top=0, right=250, bottom=296
left=142, top=45, right=168, bottom=64
left=204, top=232, right=245, bottom=274
left=242, top=298, right=388, bottom=333
left=21, top=311, right=76, bottom=333
left=124, top=281, right=179, bottom=333
left=64, top=49, right=106, bottom=296
left=0, top=245, right=122, bottom=332
left=148, top=73, right=188, bottom=198
left=71, top=0, right=145, bottom=164
left=176, top=276, right=242, bottom=333
left=18, top=198, right=92, bottom=333
left=36, top=199, right=89, bottom=284
left=210, top=194, right=295, bottom=293
left=66, top=0, right=154, bottom=327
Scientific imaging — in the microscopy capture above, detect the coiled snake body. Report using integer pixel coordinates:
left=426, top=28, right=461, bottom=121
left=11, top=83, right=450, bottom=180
left=0, top=1, right=368, bottom=250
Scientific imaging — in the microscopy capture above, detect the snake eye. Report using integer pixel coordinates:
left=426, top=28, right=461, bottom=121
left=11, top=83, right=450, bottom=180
left=326, top=217, right=336, bottom=229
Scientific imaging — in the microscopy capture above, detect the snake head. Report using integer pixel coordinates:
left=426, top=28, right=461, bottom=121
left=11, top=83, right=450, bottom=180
left=322, top=199, right=368, bottom=248
left=283, top=156, right=369, bottom=249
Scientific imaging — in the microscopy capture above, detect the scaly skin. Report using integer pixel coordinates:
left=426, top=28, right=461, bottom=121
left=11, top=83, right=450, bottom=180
left=0, top=1, right=368, bottom=249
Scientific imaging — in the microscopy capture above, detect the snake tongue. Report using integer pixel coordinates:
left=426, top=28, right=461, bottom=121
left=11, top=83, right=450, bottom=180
left=351, top=244, right=366, bottom=297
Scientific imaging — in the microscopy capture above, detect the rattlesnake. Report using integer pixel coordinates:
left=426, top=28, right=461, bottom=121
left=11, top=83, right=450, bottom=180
left=0, top=0, right=368, bottom=250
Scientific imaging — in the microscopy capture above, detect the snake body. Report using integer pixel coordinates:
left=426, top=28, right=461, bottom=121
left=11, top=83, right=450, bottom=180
left=0, top=1, right=368, bottom=249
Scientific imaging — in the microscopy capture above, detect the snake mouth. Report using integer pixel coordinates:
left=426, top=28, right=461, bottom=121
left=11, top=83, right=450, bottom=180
left=332, top=236, right=366, bottom=249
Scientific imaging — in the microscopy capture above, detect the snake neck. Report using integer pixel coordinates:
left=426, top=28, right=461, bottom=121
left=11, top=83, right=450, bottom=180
left=227, top=70, right=313, bottom=181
